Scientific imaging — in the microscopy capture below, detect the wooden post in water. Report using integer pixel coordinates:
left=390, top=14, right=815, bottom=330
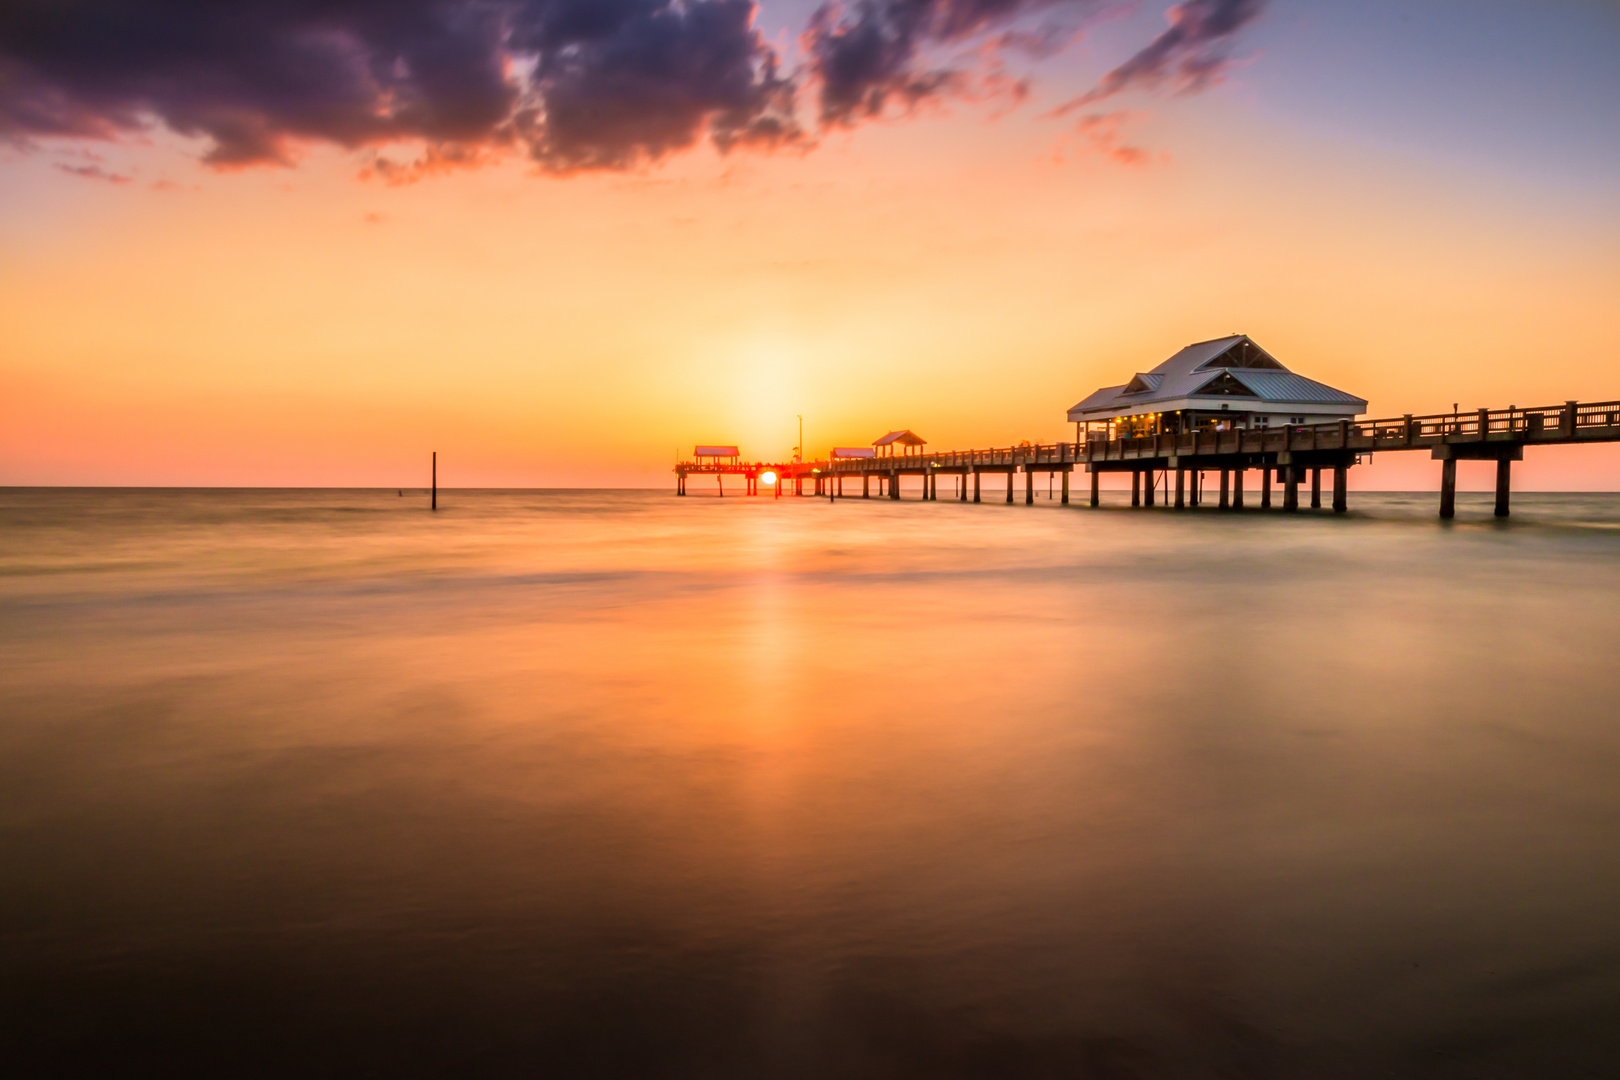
left=1089, top=468, right=1100, bottom=508
left=1174, top=468, right=1185, bottom=509
left=1219, top=469, right=1230, bottom=510
left=1333, top=462, right=1348, bottom=514
left=431, top=451, right=437, bottom=510
left=1025, top=468, right=1034, bottom=505
left=890, top=469, right=900, bottom=500
left=974, top=469, right=981, bottom=503
left=1131, top=470, right=1141, bottom=508
left=1495, top=458, right=1512, bottom=518
left=1233, top=468, right=1244, bottom=510
left=1440, top=458, right=1457, bottom=519
left=1061, top=470, right=1069, bottom=505
left=1311, top=468, right=1322, bottom=509
left=1284, top=467, right=1299, bottom=512
left=1260, top=466, right=1271, bottom=509
left=1144, top=469, right=1156, bottom=508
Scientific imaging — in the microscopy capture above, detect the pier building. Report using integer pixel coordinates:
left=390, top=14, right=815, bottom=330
left=1067, top=335, right=1366, bottom=440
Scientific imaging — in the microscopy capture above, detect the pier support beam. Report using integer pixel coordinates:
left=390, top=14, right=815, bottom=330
left=1261, top=468, right=1271, bottom=509
left=1061, top=470, right=1070, bottom=505
left=1311, top=468, right=1322, bottom=510
left=1089, top=468, right=1100, bottom=508
left=1026, top=468, right=1034, bottom=505
left=890, top=471, right=900, bottom=500
left=1218, top=469, right=1229, bottom=510
left=863, top=474, right=869, bottom=498
left=974, top=469, right=981, bottom=503
left=1174, top=468, right=1185, bottom=509
left=1233, top=469, right=1245, bottom=510
left=1496, top=458, right=1512, bottom=518
left=1440, top=458, right=1457, bottom=518
left=1007, top=470, right=1015, bottom=504
left=1145, top=470, right=1156, bottom=508
left=1334, top=463, right=1348, bottom=514
left=1284, top=468, right=1299, bottom=512
left=1131, top=470, right=1141, bottom=508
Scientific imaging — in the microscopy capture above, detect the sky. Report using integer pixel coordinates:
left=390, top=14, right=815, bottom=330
left=2, top=0, right=1618, bottom=488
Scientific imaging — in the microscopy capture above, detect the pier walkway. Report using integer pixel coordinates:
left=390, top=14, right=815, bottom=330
left=676, top=399, right=1620, bottom=518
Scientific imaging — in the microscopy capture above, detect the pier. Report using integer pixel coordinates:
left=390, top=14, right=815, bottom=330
left=675, top=399, right=1620, bottom=518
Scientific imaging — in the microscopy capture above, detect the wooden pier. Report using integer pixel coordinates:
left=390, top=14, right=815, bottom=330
left=676, top=399, right=1620, bottom=518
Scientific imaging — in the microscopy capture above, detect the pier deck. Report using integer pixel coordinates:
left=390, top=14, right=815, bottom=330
left=676, top=399, right=1620, bottom=518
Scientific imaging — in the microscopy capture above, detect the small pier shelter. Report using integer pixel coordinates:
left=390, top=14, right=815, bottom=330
left=1067, top=336, right=1366, bottom=440
left=874, top=430, right=927, bottom=457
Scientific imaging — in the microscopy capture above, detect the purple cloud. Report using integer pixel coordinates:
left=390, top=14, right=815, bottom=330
left=0, top=0, right=800, bottom=174
left=1074, top=0, right=1265, bottom=106
left=804, top=0, right=1104, bottom=126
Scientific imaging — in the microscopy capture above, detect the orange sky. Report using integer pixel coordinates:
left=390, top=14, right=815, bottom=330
left=3, top=2, right=1618, bottom=489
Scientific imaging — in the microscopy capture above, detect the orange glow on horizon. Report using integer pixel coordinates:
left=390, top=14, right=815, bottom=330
left=3, top=104, right=1618, bottom=488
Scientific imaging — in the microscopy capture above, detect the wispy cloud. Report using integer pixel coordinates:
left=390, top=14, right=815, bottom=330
left=55, top=163, right=131, bottom=183
left=1066, top=0, right=1265, bottom=107
left=803, top=1, right=1107, bottom=127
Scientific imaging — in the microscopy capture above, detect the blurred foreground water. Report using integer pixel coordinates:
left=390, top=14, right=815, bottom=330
left=3, top=487, right=1620, bottom=1078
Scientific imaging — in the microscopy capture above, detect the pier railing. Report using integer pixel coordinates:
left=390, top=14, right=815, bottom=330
left=805, top=399, right=1620, bottom=473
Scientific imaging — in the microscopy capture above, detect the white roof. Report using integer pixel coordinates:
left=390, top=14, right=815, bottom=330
left=1067, top=335, right=1367, bottom=421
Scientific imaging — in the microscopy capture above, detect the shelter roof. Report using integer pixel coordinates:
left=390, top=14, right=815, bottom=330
left=1067, top=335, right=1366, bottom=419
left=694, top=445, right=740, bottom=457
left=873, top=430, right=927, bottom=446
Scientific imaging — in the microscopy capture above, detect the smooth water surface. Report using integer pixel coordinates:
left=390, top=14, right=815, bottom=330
left=3, top=488, right=1620, bottom=1077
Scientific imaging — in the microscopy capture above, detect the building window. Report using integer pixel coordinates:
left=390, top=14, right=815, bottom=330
left=1289, top=416, right=1306, bottom=425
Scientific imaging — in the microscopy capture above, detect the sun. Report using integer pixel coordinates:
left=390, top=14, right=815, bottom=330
left=760, top=471, right=777, bottom=486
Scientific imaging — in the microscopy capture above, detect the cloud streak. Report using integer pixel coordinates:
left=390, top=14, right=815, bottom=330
left=1070, top=0, right=1264, bottom=106
left=803, top=0, right=1105, bottom=126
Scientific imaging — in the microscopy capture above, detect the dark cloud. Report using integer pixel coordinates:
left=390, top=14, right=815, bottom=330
left=0, top=0, right=800, bottom=174
left=1, top=0, right=1267, bottom=177
left=1072, top=0, right=1265, bottom=106
left=804, top=0, right=1101, bottom=126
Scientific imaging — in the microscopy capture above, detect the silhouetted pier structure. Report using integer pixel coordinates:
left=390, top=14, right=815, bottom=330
left=676, top=399, right=1620, bottom=518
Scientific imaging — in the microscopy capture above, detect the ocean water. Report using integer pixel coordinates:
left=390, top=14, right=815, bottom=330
left=3, top=486, right=1620, bottom=1078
